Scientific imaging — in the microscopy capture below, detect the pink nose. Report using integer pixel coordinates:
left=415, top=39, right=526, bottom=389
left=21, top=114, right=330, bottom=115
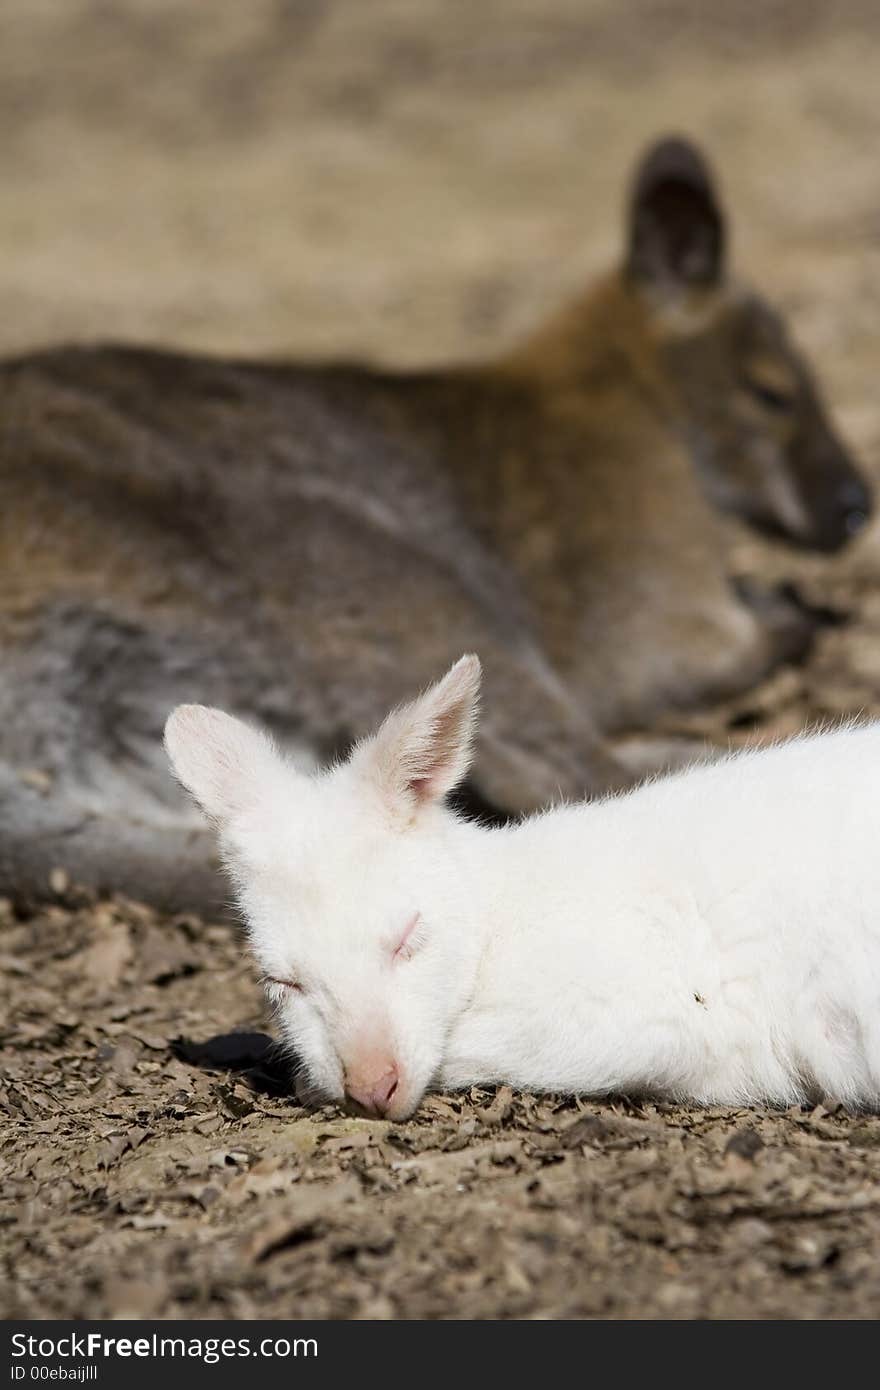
left=344, top=1065, right=400, bottom=1117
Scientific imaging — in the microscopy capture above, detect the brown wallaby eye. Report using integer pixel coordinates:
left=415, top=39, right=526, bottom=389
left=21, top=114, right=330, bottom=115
left=744, top=375, right=795, bottom=413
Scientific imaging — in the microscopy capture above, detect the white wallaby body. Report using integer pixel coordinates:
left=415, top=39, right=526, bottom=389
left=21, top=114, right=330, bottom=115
left=165, top=657, right=880, bottom=1120
left=440, top=732, right=880, bottom=1108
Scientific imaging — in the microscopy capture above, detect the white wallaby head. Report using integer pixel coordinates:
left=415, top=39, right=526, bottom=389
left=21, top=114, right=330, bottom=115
left=164, top=655, right=484, bottom=1120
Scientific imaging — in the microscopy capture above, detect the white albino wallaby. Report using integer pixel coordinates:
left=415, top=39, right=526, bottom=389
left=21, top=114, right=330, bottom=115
left=165, top=655, right=880, bottom=1121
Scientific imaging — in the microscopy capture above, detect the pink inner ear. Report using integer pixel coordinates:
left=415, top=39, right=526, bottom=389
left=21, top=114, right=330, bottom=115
left=408, top=775, right=433, bottom=801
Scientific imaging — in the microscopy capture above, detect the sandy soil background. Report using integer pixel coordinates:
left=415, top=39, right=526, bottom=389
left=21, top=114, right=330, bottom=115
left=5, top=891, right=880, bottom=1320
left=2, top=0, right=880, bottom=1320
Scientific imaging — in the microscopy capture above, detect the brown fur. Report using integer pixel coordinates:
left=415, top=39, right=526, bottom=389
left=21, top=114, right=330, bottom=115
left=0, top=138, right=868, bottom=909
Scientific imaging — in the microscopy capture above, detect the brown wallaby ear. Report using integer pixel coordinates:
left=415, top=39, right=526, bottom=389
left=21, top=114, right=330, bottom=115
left=626, top=136, right=725, bottom=289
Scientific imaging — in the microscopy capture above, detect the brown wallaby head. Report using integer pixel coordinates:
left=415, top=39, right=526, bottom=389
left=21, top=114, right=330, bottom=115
left=625, top=136, right=871, bottom=552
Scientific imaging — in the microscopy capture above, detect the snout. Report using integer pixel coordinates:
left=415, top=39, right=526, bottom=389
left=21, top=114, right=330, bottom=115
left=765, top=465, right=873, bottom=554
left=344, top=1063, right=400, bottom=1118
left=803, top=468, right=873, bottom=553
left=836, top=478, right=872, bottom=541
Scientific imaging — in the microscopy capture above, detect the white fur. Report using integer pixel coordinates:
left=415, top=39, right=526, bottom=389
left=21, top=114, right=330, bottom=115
left=164, top=657, right=880, bottom=1119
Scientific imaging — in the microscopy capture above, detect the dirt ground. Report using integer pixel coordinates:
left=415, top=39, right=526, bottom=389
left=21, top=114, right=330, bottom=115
left=4, top=890, right=880, bottom=1321
left=3, top=1, right=880, bottom=1320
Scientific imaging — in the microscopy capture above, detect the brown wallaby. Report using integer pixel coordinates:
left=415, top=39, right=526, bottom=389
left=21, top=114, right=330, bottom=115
left=0, top=137, right=869, bottom=911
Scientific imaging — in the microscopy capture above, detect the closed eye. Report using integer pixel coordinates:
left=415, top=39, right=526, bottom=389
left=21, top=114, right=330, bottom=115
left=265, top=976, right=304, bottom=995
left=392, top=912, right=423, bottom=963
left=744, top=377, right=796, bottom=413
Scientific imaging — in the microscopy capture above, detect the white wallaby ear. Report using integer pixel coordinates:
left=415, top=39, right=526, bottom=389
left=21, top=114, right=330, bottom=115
left=354, top=655, right=481, bottom=816
left=164, top=705, right=281, bottom=823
